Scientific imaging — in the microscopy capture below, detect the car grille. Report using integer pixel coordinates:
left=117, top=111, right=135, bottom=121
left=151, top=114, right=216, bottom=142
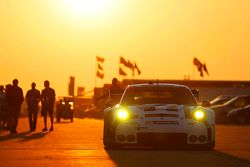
left=144, top=113, right=178, bottom=118
left=152, top=121, right=179, bottom=125
left=137, top=133, right=187, bottom=146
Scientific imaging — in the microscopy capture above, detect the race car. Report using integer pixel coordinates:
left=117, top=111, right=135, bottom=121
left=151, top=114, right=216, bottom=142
left=103, top=83, right=215, bottom=149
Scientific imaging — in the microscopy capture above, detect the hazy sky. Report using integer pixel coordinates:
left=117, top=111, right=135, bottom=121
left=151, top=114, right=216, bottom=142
left=0, top=0, right=250, bottom=96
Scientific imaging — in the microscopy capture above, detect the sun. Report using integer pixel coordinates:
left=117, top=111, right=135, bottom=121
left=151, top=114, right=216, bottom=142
left=61, top=0, right=113, bottom=19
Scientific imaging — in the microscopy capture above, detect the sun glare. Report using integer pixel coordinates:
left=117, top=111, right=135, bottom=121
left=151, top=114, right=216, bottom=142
left=62, top=0, right=113, bottom=19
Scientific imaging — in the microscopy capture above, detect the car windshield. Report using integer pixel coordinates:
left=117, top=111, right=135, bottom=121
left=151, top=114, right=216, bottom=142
left=120, top=85, right=197, bottom=106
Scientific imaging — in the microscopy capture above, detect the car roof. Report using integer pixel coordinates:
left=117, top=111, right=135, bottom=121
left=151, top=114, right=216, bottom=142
left=127, top=83, right=190, bottom=89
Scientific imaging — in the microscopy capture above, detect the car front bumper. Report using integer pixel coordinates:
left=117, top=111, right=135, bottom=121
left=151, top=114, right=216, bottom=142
left=113, top=120, right=215, bottom=146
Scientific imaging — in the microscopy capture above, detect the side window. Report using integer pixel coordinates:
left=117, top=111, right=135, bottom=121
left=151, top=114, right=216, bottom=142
left=233, top=98, right=247, bottom=107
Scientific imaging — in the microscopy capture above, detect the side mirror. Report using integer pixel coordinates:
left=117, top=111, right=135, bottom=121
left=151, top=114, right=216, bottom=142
left=191, top=89, right=199, bottom=100
left=201, top=100, right=211, bottom=107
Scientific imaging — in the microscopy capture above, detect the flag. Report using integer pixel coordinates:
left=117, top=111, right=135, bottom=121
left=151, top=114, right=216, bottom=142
left=203, top=63, right=209, bottom=76
left=193, top=57, right=203, bottom=67
left=98, top=63, right=103, bottom=71
left=96, top=71, right=104, bottom=79
left=126, top=60, right=134, bottom=69
left=120, top=57, right=127, bottom=65
left=96, top=56, right=105, bottom=63
left=119, top=68, right=127, bottom=76
left=96, top=55, right=105, bottom=79
left=134, top=63, right=141, bottom=75
left=193, top=57, right=209, bottom=77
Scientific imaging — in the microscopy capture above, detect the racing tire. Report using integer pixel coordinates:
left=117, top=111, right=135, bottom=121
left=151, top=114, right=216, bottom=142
left=103, top=124, right=122, bottom=149
left=190, top=141, right=215, bottom=150
left=205, top=141, right=215, bottom=150
left=104, top=140, right=122, bottom=150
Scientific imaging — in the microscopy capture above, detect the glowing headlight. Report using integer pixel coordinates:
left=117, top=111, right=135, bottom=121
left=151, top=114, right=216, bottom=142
left=193, top=110, right=205, bottom=121
left=116, top=109, right=129, bottom=120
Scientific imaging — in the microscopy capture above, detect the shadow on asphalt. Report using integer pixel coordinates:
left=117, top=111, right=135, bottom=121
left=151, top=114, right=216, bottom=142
left=0, top=131, right=48, bottom=142
left=105, top=149, right=250, bottom=167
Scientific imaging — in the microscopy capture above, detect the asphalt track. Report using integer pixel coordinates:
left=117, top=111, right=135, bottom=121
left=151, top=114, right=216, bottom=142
left=0, top=117, right=250, bottom=167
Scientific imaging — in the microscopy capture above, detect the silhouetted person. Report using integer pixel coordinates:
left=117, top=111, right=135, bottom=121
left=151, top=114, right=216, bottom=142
left=26, top=82, right=40, bottom=131
left=109, top=78, right=123, bottom=103
left=95, top=78, right=123, bottom=106
left=41, top=80, right=55, bottom=131
left=6, top=79, right=24, bottom=134
left=0, top=85, right=6, bottom=128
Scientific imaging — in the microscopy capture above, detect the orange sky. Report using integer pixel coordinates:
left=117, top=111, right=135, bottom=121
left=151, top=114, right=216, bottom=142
left=0, top=0, right=250, bottom=96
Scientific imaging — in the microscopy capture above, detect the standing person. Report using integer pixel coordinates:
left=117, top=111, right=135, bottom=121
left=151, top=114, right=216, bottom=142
left=6, top=79, right=24, bottom=134
left=41, top=80, right=55, bottom=131
left=95, top=77, right=123, bottom=106
left=26, top=82, right=40, bottom=131
left=0, top=85, right=6, bottom=128
left=108, top=78, right=123, bottom=104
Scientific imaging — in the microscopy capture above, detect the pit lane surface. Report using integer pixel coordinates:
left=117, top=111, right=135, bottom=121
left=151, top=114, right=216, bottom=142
left=0, top=118, right=250, bottom=167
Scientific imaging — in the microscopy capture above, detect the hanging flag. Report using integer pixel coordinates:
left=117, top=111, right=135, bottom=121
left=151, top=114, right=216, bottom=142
left=120, top=56, right=127, bottom=65
left=119, top=68, right=127, bottom=76
left=96, top=71, right=104, bottom=79
left=96, top=56, right=105, bottom=63
left=203, top=63, right=209, bottom=76
left=193, top=57, right=209, bottom=77
left=98, top=63, right=103, bottom=71
left=126, top=60, right=134, bottom=69
left=134, top=63, right=141, bottom=75
left=96, top=55, right=105, bottom=79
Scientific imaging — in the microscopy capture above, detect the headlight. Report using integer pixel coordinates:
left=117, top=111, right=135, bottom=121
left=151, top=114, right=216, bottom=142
left=193, top=110, right=205, bottom=121
left=116, top=109, right=129, bottom=120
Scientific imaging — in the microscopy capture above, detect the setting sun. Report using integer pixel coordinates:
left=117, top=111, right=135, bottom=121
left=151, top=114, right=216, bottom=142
left=61, top=0, right=113, bottom=19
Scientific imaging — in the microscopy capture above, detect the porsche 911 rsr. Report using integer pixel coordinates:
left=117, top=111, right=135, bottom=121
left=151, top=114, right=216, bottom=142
left=103, top=83, right=215, bottom=149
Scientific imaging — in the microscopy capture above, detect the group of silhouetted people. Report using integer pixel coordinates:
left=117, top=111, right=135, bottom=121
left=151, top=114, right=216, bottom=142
left=0, top=79, right=55, bottom=134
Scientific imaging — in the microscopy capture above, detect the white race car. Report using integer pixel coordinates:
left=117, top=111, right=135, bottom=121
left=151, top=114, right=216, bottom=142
left=103, top=83, right=215, bottom=149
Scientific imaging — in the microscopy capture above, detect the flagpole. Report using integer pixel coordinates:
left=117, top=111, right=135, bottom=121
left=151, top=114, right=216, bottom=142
left=94, top=56, right=97, bottom=88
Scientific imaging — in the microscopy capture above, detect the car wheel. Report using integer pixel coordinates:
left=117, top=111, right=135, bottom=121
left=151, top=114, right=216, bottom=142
left=104, top=140, right=122, bottom=150
left=103, top=119, right=121, bottom=149
left=103, top=132, right=118, bottom=149
left=237, top=116, right=247, bottom=125
left=206, top=141, right=215, bottom=150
